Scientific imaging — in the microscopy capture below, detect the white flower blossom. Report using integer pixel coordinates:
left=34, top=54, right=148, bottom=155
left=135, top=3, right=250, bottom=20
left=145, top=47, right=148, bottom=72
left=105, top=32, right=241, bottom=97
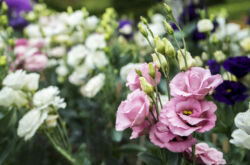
left=85, top=16, right=99, bottom=30
left=230, top=129, right=250, bottom=150
left=197, top=19, right=214, bottom=33
left=85, top=33, right=106, bottom=51
left=120, top=63, right=141, bottom=81
left=235, top=109, right=250, bottom=134
left=67, top=45, right=88, bottom=67
left=3, top=70, right=27, bottom=90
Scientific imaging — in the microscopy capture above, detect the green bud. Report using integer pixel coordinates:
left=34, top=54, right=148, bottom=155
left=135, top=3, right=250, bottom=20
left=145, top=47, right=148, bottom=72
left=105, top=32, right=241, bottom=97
left=148, top=62, right=156, bottom=79
left=201, top=52, right=208, bottom=61
left=163, top=38, right=175, bottom=58
left=67, top=6, right=73, bottom=14
left=163, top=20, right=174, bottom=35
left=81, top=7, right=89, bottom=18
left=135, top=69, right=142, bottom=76
left=7, top=26, right=13, bottom=35
left=139, top=77, right=154, bottom=95
left=0, top=15, right=8, bottom=26
left=200, top=10, right=206, bottom=19
left=25, top=12, right=37, bottom=22
left=140, top=16, right=148, bottom=25
left=212, top=34, right=218, bottom=44
left=0, top=56, right=7, bottom=66
left=8, top=39, right=14, bottom=47
left=163, top=3, right=172, bottom=14
left=138, top=23, right=148, bottom=38
left=154, top=35, right=165, bottom=54
left=1, top=2, right=8, bottom=12
left=210, top=14, right=215, bottom=22
left=151, top=53, right=168, bottom=69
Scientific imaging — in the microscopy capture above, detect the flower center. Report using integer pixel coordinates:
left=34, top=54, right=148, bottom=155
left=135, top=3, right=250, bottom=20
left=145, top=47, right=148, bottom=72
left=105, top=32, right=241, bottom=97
left=226, top=89, right=232, bottom=93
left=183, top=110, right=192, bottom=116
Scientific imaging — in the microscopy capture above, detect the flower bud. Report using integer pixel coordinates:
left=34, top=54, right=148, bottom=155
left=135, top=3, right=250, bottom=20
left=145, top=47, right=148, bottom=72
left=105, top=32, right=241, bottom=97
left=163, top=3, right=172, bottom=14
left=140, top=16, right=148, bottom=25
left=163, top=20, right=174, bottom=35
left=7, top=27, right=13, bottom=35
left=240, top=37, right=250, bottom=52
left=0, top=15, right=8, bottom=26
left=0, top=56, right=7, bottom=66
left=194, top=56, right=203, bottom=67
left=151, top=53, right=167, bottom=69
left=148, top=62, right=156, bottom=79
left=163, top=38, right=175, bottom=58
left=214, top=50, right=226, bottom=63
left=1, top=2, right=8, bottom=12
left=211, top=34, right=218, bottom=44
left=67, top=6, right=73, bottom=14
left=177, top=49, right=195, bottom=71
left=201, top=52, right=208, bottom=61
left=135, top=69, right=142, bottom=76
left=222, top=72, right=237, bottom=82
left=8, top=39, right=14, bottom=47
left=139, top=77, right=154, bottom=95
left=154, top=35, right=165, bottom=54
left=45, top=115, right=58, bottom=127
left=138, top=23, right=148, bottom=38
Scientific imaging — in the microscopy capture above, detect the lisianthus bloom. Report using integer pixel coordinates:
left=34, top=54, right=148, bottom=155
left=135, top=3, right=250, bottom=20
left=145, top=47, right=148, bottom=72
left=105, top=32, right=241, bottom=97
left=118, top=20, right=133, bottom=38
left=170, top=67, right=223, bottom=100
left=230, top=129, right=250, bottom=150
left=234, top=109, right=250, bottom=134
left=4, top=0, right=32, bottom=29
left=185, top=143, right=226, bottom=165
left=212, top=81, right=248, bottom=105
left=149, top=121, right=196, bottom=152
left=207, top=60, right=220, bottom=75
left=223, top=56, right=250, bottom=78
left=197, top=19, right=214, bottom=33
left=162, top=97, right=217, bottom=136
left=126, top=63, right=161, bottom=91
left=116, top=89, right=151, bottom=139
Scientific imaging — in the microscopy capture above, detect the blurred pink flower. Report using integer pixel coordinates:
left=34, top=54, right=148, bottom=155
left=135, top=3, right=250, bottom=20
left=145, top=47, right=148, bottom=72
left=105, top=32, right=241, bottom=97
left=162, top=97, right=217, bottom=136
left=24, top=53, right=48, bottom=71
left=186, top=143, right=226, bottom=165
left=149, top=121, right=196, bottom=152
left=170, top=67, right=223, bottom=100
left=126, top=63, right=161, bottom=91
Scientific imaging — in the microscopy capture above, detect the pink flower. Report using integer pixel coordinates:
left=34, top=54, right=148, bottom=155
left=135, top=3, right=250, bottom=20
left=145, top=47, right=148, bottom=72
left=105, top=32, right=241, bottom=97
left=116, top=89, right=151, bottom=139
left=170, top=67, right=223, bottom=100
left=126, top=63, right=161, bottom=91
left=162, top=97, right=217, bottom=136
left=150, top=121, right=197, bottom=152
left=24, top=53, right=48, bottom=71
left=186, top=143, right=226, bottom=165
left=15, top=38, right=28, bottom=47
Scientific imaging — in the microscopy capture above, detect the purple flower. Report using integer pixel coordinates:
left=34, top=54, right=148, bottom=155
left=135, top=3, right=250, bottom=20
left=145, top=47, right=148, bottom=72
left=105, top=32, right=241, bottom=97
left=4, top=0, right=32, bottom=29
left=192, top=27, right=206, bottom=41
left=118, top=20, right=133, bottom=38
left=207, top=60, right=220, bottom=75
left=212, top=81, right=248, bottom=105
left=223, top=56, right=250, bottom=78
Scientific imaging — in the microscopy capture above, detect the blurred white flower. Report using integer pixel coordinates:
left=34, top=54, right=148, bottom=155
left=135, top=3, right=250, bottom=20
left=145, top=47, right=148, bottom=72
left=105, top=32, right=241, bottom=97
left=197, top=19, right=214, bottom=33
left=86, top=33, right=106, bottom=51
left=71, top=29, right=84, bottom=43
left=56, top=64, right=69, bottom=77
left=240, top=37, right=250, bottom=52
left=85, top=16, right=99, bottom=30
left=68, top=65, right=90, bottom=85
left=149, top=23, right=165, bottom=36
left=151, top=14, right=165, bottom=24
left=235, top=109, right=250, bottom=134
left=194, top=56, right=203, bottom=67
left=48, top=46, right=66, bottom=57
left=120, top=63, right=141, bottom=81
left=67, top=10, right=84, bottom=27
left=25, top=24, right=42, bottom=38
left=230, top=129, right=250, bottom=149
left=67, top=45, right=88, bottom=67
left=119, top=24, right=132, bottom=35
left=214, top=50, right=226, bottom=63
left=33, top=86, right=66, bottom=109
left=80, top=73, right=105, bottom=98
left=17, top=109, right=48, bottom=141
left=3, top=70, right=27, bottom=90
left=24, top=73, right=40, bottom=91
left=45, top=115, right=58, bottom=127
left=91, top=51, right=109, bottom=68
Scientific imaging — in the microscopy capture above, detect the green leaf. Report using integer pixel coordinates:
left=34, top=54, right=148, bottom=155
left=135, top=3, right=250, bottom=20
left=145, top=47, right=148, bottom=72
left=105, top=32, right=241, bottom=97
left=137, top=152, right=162, bottom=165
left=167, top=152, right=181, bottom=165
left=118, top=144, right=147, bottom=153
left=0, top=109, right=17, bottom=135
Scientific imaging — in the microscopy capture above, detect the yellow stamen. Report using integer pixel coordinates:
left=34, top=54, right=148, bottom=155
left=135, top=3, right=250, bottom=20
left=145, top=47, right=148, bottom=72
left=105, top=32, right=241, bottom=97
left=183, top=110, right=192, bottom=116
left=226, top=89, right=232, bottom=93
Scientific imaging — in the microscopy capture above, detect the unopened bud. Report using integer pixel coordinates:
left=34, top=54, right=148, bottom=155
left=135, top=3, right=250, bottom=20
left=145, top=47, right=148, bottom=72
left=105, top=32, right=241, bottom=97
left=177, top=49, right=195, bottom=71
left=212, top=34, right=218, bottom=44
left=194, top=56, right=203, bottom=67
left=8, top=39, right=14, bottom=47
left=0, top=56, right=7, bottom=66
left=154, top=35, right=165, bottom=54
left=163, top=38, right=175, bottom=58
left=0, top=15, right=8, bottom=26
left=140, top=16, right=148, bottom=25
left=67, top=6, right=73, bottom=14
left=214, top=50, right=226, bottom=63
left=163, top=20, right=174, bottom=35
left=135, top=69, right=142, bottom=76
left=1, top=2, right=8, bottom=12
left=148, top=62, right=156, bottom=79
left=138, top=23, right=148, bottom=38
left=7, top=27, right=13, bottom=35
left=152, top=53, right=168, bottom=69
left=163, top=3, right=172, bottom=14
left=201, top=52, right=208, bottom=61
left=200, top=10, right=206, bottom=19
left=46, top=115, right=58, bottom=127
left=139, top=77, right=154, bottom=95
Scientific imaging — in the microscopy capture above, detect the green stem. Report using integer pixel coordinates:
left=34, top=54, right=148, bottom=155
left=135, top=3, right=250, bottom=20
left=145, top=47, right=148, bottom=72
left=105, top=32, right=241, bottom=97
left=154, top=79, right=163, bottom=109
left=172, top=36, right=188, bottom=70
left=192, top=133, right=197, bottom=165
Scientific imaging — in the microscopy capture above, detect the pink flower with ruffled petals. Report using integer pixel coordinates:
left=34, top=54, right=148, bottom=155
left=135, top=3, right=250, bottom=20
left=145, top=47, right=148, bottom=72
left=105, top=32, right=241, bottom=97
left=170, top=67, right=223, bottom=100
left=185, top=143, right=226, bottom=165
left=15, top=38, right=28, bottom=47
left=24, top=53, right=48, bottom=71
left=150, top=121, right=197, bottom=152
left=162, top=97, right=217, bottom=136
left=126, top=63, right=161, bottom=91
left=116, top=89, right=150, bottom=137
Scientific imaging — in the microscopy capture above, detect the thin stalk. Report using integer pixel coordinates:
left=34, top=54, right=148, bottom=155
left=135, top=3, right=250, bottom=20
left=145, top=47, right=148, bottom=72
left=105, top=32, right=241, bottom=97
left=152, top=94, right=160, bottom=120
left=192, top=133, right=197, bottom=165
left=154, top=79, right=163, bottom=109
left=172, top=36, right=188, bottom=70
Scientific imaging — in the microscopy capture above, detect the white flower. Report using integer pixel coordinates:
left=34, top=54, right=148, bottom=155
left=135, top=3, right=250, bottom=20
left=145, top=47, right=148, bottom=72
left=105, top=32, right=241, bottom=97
left=85, top=16, right=99, bottom=30
left=240, top=37, right=250, bottom=52
left=33, top=86, right=66, bottom=109
left=48, top=46, right=66, bottom=57
left=214, top=50, right=226, bottom=63
left=45, top=115, right=58, bottom=127
left=85, top=33, right=106, bottom=51
left=226, top=23, right=240, bottom=35
left=197, top=19, right=214, bottom=33
left=56, top=64, right=69, bottom=76
left=119, top=24, right=132, bottom=35
left=120, top=63, right=141, bottom=81
left=235, top=109, right=250, bottom=134
left=194, top=56, right=203, bottom=67
left=3, top=70, right=27, bottom=90
left=67, top=10, right=84, bottom=27
left=25, top=24, right=42, bottom=38
left=149, top=23, right=165, bottom=36
left=71, top=29, right=84, bottom=43
left=91, top=51, right=109, bottom=68
left=68, top=65, right=89, bottom=85
left=151, top=14, right=165, bottom=24
left=230, top=129, right=250, bottom=149
left=24, top=73, right=40, bottom=91
left=80, top=73, right=105, bottom=98
left=67, top=45, right=88, bottom=66
left=177, top=49, right=196, bottom=70
left=17, top=109, right=48, bottom=141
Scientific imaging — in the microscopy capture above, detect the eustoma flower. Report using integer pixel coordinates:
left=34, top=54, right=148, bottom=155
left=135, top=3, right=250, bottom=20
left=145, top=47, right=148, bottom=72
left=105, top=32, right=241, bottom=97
left=126, top=63, right=161, bottom=91
left=170, top=67, right=223, bottom=100
left=160, top=97, right=217, bottom=136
